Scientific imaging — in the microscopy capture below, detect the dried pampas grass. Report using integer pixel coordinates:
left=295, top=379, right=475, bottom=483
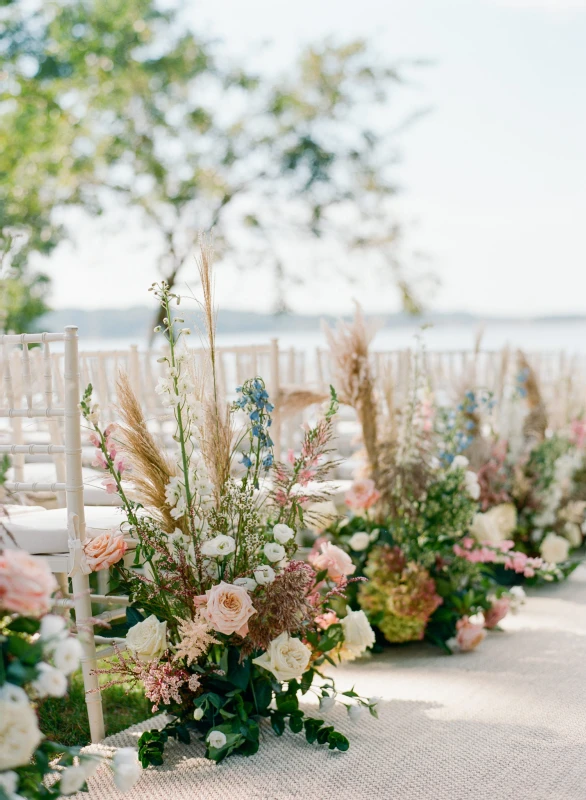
left=323, top=302, right=381, bottom=475
left=278, top=387, right=330, bottom=417
left=517, top=350, right=548, bottom=442
left=116, top=372, right=177, bottom=533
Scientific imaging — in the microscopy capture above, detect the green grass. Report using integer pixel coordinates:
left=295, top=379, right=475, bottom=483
left=38, top=663, right=152, bottom=747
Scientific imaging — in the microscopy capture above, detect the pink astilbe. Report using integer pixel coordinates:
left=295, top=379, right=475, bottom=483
left=141, top=660, right=189, bottom=712
left=174, top=612, right=219, bottom=665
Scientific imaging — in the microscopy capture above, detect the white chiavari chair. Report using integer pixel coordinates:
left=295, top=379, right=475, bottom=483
left=0, top=327, right=131, bottom=743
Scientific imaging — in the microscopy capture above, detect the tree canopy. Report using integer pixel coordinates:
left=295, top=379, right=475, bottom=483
left=0, top=0, right=426, bottom=332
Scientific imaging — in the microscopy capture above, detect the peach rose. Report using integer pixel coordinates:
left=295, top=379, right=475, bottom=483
left=84, top=530, right=127, bottom=572
left=456, top=616, right=486, bottom=652
left=483, top=597, right=510, bottom=630
left=345, top=479, right=381, bottom=511
left=309, top=542, right=356, bottom=583
left=0, top=550, right=57, bottom=616
left=202, top=581, right=256, bottom=637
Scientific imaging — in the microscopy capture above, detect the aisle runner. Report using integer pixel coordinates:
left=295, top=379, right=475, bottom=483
left=80, top=567, right=586, bottom=800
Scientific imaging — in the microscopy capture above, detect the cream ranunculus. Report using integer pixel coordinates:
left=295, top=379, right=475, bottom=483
left=253, top=632, right=311, bottom=682
left=0, top=687, right=43, bottom=769
left=563, top=521, right=583, bottom=548
left=126, top=615, right=167, bottom=661
left=540, top=532, right=570, bottom=564
left=348, top=531, right=370, bottom=552
left=341, top=609, right=375, bottom=658
left=470, top=503, right=517, bottom=544
left=273, top=524, right=295, bottom=544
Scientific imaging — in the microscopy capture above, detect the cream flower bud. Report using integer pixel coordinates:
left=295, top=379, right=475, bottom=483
left=207, top=731, right=227, bottom=749
left=194, top=707, right=204, bottom=721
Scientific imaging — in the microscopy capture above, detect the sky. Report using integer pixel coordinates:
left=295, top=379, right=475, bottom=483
left=47, top=0, right=586, bottom=316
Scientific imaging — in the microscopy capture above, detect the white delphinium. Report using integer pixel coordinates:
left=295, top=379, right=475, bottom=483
left=53, top=637, right=83, bottom=675
left=111, top=748, right=142, bottom=792
left=0, top=684, right=42, bottom=770
left=59, top=765, right=87, bottom=795
left=31, top=662, right=68, bottom=698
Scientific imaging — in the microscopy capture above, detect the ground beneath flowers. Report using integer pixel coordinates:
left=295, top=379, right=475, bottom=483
left=78, top=566, right=586, bottom=800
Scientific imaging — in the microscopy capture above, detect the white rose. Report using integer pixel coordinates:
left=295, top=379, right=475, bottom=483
left=348, top=531, right=370, bottom=551
left=254, top=565, right=275, bottom=585
left=53, top=637, right=83, bottom=675
left=193, top=707, right=204, bottom=721
left=234, top=577, right=257, bottom=591
left=201, top=534, right=236, bottom=558
left=540, top=532, right=570, bottom=564
left=39, top=614, right=68, bottom=651
left=126, top=615, right=167, bottom=661
left=207, top=730, right=227, bottom=749
left=264, top=542, right=286, bottom=563
left=563, top=521, right=583, bottom=548
left=59, top=765, right=87, bottom=795
left=464, top=471, right=480, bottom=501
left=273, top=524, right=295, bottom=544
left=450, top=455, right=469, bottom=470
left=341, top=609, right=375, bottom=658
left=253, top=632, right=311, bottom=681
left=31, top=663, right=68, bottom=698
left=0, top=693, right=42, bottom=769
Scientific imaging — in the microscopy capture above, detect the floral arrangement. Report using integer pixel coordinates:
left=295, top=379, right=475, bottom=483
left=0, top=546, right=142, bottom=798
left=82, top=245, right=375, bottom=768
left=321, top=312, right=553, bottom=652
left=450, top=356, right=586, bottom=581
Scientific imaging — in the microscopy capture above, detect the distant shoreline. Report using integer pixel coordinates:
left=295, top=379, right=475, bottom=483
left=40, top=307, right=586, bottom=339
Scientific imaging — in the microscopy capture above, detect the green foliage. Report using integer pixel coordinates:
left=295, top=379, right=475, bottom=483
left=1, top=0, right=422, bottom=332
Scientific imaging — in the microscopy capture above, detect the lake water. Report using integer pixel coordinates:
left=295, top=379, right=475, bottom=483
left=76, top=319, right=586, bottom=355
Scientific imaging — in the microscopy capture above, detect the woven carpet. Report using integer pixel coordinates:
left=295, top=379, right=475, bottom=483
left=79, top=565, right=586, bottom=800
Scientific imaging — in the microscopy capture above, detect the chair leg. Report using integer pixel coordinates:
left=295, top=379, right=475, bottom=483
left=71, top=571, right=105, bottom=743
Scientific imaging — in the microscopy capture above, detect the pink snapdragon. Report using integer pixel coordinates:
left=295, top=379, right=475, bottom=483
left=453, top=538, right=542, bottom=578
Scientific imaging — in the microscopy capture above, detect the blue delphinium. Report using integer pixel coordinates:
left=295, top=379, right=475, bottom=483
left=233, top=378, right=275, bottom=488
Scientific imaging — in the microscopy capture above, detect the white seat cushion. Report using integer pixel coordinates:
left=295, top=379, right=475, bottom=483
left=1, top=504, right=46, bottom=516
left=1, top=506, right=129, bottom=555
left=6, top=463, right=124, bottom=506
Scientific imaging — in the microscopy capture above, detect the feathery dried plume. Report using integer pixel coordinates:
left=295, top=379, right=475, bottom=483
left=278, top=387, right=330, bottom=417
left=517, top=350, right=548, bottom=442
left=116, top=372, right=177, bottom=532
left=323, top=302, right=381, bottom=475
